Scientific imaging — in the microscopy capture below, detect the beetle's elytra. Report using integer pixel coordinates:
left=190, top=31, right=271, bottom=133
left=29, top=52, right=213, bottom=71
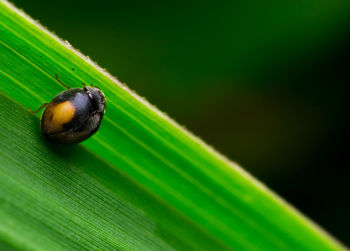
left=39, top=75, right=106, bottom=144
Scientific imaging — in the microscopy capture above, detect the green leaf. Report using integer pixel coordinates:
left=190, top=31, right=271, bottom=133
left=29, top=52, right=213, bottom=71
left=0, top=1, right=345, bottom=250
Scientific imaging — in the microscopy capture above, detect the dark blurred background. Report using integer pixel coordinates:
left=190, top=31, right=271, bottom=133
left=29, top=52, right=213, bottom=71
left=12, top=0, right=350, bottom=245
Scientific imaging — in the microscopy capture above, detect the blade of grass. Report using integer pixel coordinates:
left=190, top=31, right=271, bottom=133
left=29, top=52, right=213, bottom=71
left=0, top=93, right=225, bottom=250
left=0, top=1, right=346, bottom=250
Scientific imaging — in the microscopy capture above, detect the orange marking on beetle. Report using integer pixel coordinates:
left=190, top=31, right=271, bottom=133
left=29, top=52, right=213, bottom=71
left=44, top=101, right=75, bottom=133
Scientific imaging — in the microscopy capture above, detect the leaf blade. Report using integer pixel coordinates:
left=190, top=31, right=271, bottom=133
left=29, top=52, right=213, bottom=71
left=0, top=1, right=345, bottom=250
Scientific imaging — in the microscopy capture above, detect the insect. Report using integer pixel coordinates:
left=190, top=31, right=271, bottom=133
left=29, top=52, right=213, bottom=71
left=33, top=74, right=106, bottom=144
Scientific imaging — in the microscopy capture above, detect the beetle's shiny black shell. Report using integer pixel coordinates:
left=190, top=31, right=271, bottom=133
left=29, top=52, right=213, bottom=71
left=41, top=87, right=106, bottom=144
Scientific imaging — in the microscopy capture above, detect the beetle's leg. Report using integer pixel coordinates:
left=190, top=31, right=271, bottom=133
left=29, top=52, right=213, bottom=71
left=29, top=103, right=48, bottom=114
left=55, top=74, right=70, bottom=89
left=82, top=82, right=86, bottom=88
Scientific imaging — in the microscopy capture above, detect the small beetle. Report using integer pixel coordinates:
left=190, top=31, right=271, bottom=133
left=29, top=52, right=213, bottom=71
left=33, top=74, right=106, bottom=144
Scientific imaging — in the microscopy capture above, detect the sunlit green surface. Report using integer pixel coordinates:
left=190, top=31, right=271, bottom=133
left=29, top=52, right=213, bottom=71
left=0, top=1, right=345, bottom=250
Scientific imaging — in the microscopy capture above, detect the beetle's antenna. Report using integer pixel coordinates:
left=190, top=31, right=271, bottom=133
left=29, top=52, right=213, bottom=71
left=82, top=82, right=86, bottom=88
left=55, top=74, right=70, bottom=89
